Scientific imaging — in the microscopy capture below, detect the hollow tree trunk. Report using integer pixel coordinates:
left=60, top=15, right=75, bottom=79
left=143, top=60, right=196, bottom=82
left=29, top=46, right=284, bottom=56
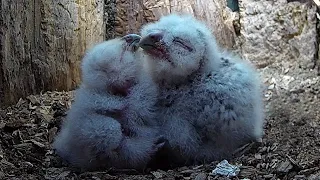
left=114, top=0, right=238, bottom=50
left=0, top=0, right=105, bottom=107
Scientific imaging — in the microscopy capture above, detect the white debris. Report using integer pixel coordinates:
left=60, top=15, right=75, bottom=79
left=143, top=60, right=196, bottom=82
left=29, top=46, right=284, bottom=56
left=211, top=160, right=240, bottom=177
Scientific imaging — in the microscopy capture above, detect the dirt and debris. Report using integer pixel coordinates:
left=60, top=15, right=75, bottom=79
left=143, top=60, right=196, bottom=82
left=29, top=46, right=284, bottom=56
left=0, top=75, right=320, bottom=180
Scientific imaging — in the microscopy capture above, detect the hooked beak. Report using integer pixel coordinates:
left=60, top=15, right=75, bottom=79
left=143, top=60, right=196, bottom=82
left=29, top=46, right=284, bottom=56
left=121, top=34, right=141, bottom=52
left=139, top=31, right=168, bottom=57
left=139, top=32, right=164, bottom=50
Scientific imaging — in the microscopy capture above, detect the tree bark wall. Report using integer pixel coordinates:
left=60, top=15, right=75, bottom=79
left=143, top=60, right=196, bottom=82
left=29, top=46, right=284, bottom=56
left=0, top=0, right=105, bottom=107
left=114, top=0, right=238, bottom=50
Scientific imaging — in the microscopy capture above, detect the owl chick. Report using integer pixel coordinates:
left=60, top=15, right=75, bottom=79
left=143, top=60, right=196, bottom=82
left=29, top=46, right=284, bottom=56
left=138, top=14, right=264, bottom=166
left=53, top=34, right=164, bottom=171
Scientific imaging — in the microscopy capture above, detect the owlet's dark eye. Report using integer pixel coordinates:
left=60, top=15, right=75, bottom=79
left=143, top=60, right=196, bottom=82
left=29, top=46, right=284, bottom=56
left=173, top=37, right=193, bottom=52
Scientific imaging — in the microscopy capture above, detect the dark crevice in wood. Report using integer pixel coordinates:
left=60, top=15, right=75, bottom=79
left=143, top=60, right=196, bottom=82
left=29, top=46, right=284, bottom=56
left=315, top=6, right=320, bottom=75
left=0, top=0, right=4, bottom=106
left=105, top=0, right=116, bottom=39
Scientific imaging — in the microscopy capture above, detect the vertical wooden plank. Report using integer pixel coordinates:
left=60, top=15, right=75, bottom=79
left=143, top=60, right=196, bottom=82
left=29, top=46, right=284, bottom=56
left=0, top=0, right=105, bottom=107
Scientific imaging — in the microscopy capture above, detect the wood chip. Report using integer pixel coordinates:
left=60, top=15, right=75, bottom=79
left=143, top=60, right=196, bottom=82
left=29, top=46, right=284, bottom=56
left=263, top=174, right=275, bottom=178
left=194, top=173, right=207, bottom=180
left=26, top=95, right=40, bottom=105
left=151, top=171, right=164, bottom=179
left=57, top=171, right=70, bottom=179
left=308, top=171, right=320, bottom=180
left=255, top=154, right=262, bottom=160
left=48, top=127, right=58, bottom=143
left=15, top=98, right=25, bottom=108
left=30, top=140, right=46, bottom=148
left=276, top=160, right=293, bottom=173
left=180, top=169, right=194, bottom=175
left=193, top=165, right=204, bottom=170
left=0, top=122, right=5, bottom=129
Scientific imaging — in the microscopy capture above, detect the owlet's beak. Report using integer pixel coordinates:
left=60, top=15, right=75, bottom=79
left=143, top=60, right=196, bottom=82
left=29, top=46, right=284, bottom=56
left=138, top=31, right=164, bottom=51
left=121, top=34, right=141, bottom=52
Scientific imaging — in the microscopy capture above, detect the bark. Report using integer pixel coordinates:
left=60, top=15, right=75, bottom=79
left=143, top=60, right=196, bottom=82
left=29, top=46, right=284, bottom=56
left=114, top=0, right=238, bottom=50
left=0, top=0, right=105, bottom=107
left=114, top=0, right=151, bottom=37
left=105, top=0, right=116, bottom=39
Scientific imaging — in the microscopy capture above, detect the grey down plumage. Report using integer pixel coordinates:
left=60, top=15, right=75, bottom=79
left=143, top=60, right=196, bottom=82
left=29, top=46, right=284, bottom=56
left=138, top=14, right=265, bottom=166
left=53, top=34, right=164, bottom=170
